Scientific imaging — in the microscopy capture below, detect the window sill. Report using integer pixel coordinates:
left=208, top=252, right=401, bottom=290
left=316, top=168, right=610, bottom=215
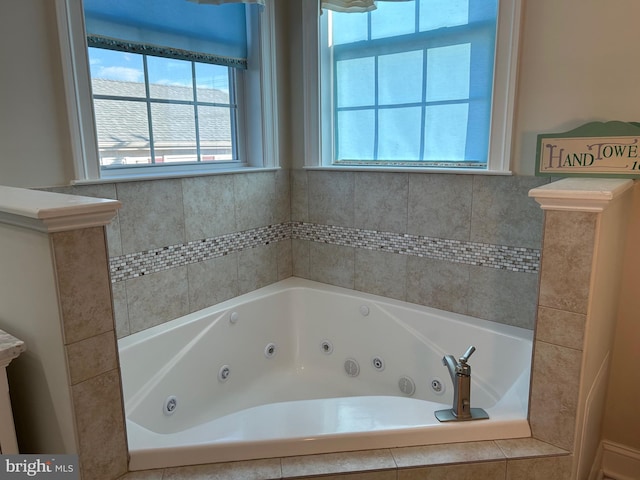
left=72, top=166, right=281, bottom=186
left=303, top=165, right=512, bottom=175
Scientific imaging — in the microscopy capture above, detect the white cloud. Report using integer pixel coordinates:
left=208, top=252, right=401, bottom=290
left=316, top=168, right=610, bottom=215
left=97, top=66, right=144, bottom=82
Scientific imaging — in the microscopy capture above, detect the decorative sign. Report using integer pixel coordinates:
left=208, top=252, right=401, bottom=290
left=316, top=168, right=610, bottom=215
left=536, top=121, right=640, bottom=178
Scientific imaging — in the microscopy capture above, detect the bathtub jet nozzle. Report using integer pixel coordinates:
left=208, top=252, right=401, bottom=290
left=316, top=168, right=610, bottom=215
left=435, top=345, right=489, bottom=423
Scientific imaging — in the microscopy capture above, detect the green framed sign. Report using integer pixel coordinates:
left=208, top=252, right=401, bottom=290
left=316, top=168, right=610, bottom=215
left=536, top=121, right=640, bottom=178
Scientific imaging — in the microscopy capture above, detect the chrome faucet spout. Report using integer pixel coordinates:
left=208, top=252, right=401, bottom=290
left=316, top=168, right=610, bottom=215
left=435, top=345, right=489, bottom=423
left=442, top=354, right=458, bottom=384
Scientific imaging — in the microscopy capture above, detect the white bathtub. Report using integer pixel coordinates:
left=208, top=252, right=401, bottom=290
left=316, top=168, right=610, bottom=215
left=119, top=278, right=533, bottom=470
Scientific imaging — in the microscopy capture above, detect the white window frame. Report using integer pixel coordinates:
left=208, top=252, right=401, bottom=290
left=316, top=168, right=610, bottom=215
left=302, top=0, right=522, bottom=175
left=55, top=0, right=279, bottom=183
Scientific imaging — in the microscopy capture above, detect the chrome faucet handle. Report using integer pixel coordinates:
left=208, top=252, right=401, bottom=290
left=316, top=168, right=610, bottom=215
left=459, top=345, right=476, bottom=364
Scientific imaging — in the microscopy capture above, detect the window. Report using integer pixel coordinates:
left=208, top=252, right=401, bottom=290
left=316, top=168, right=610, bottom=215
left=304, top=0, right=521, bottom=173
left=55, top=0, right=278, bottom=181
left=89, top=49, right=237, bottom=168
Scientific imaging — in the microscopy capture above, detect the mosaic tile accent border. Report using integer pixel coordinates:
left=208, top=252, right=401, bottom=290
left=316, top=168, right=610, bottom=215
left=109, top=223, right=291, bottom=283
left=109, top=222, right=540, bottom=283
left=292, top=222, right=541, bottom=273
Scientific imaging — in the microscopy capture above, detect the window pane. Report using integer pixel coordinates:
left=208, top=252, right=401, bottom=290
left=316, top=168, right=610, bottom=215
left=336, top=109, right=375, bottom=160
left=378, top=107, right=422, bottom=160
left=336, top=57, right=375, bottom=108
left=198, top=105, right=233, bottom=161
left=195, top=63, right=230, bottom=104
left=93, top=99, right=151, bottom=165
left=88, top=48, right=145, bottom=97
left=378, top=51, right=423, bottom=105
left=419, top=0, right=469, bottom=31
left=321, top=0, right=500, bottom=169
left=371, top=1, right=415, bottom=39
left=147, top=56, right=194, bottom=101
left=424, top=103, right=469, bottom=161
left=426, top=44, right=471, bottom=102
left=331, top=11, right=367, bottom=45
left=150, top=103, right=197, bottom=162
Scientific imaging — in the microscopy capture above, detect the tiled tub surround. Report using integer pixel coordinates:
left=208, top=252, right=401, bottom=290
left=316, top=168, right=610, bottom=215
left=117, top=438, right=571, bottom=480
left=49, top=171, right=292, bottom=337
left=108, top=220, right=540, bottom=324
left=2, top=178, right=630, bottom=480
left=112, top=177, right=632, bottom=480
left=55, top=171, right=547, bottom=338
left=108, top=222, right=292, bottom=283
left=292, top=171, right=549, bottom=330
left=109, top=222, right=539, bottom=284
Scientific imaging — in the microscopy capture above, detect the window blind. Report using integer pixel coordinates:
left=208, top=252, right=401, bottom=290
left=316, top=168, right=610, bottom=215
left=83, top=0, right=251, bottom=68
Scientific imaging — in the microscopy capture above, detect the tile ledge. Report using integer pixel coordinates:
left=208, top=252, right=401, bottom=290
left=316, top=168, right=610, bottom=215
left=116, top=439, right=571, bottom=479
left=0, top=185, right=121, bottom=233
left=528, top=177, right=634, bottom=212
left=494, top=437, right=570, bottom=459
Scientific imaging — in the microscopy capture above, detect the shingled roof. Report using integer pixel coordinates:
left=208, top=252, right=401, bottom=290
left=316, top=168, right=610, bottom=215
left=92, top=78, right=233, bottom=164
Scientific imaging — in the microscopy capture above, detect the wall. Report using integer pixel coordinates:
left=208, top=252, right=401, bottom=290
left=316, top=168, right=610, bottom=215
left=291, top=170, right=546, bottom=329
left=0, top=224, right=76, bottom=453
left=0, top=0, right=74, bottom=187
left=513, top=0, right=640, bottom=175
left=2, top=1, right=640, bottom=182
left=603, top=182, right=640, bottom=452
left=51, top=173, right=291, bottom=338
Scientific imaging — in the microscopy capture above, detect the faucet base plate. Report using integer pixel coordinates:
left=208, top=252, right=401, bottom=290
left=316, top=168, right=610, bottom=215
left=435, top=407, right=489, bottom=422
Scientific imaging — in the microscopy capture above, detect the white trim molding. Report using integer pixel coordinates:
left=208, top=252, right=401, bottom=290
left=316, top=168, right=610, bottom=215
left=528, top=178, right=635, bottom=212
left=601, top=441, right=640, bottom=480
left=55, top=0, right=101, bottom=181
left=0, top=186, right=121, bottom=233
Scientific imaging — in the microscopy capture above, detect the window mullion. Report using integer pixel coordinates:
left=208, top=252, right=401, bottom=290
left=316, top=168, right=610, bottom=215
left=420, top=48, right=427, bottom=162
left=192, top=61, right=202, bottom=163
left=373, top=55, right=379, bottom=161
left=229, top=68, right=238, bottom=161
left=143, top=55, right=156, bottom=165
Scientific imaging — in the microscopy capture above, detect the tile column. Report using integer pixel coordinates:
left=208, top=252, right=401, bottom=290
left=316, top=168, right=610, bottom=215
left=529, top=178, right=634, bottom=480
left=0, top=186, right=126, bottom=480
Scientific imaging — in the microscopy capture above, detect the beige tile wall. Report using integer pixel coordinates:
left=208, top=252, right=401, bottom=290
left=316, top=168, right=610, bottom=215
left=51, top=227, right=128, bottom=480
left=47, top=175, right=629, bottom=480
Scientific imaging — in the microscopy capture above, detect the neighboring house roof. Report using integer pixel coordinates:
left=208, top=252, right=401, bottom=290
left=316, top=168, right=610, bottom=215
left=92, top=78, right=232, bottom=150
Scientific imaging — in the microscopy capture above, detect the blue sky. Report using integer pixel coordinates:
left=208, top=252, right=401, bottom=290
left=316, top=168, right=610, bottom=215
left=88, top=47, right=230, bottom=92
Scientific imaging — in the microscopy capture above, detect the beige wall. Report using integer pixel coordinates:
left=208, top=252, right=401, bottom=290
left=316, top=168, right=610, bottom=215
left=2, top=1, right=640, bottom=180
left=0, top=0, right=74, bottom=188
left=513, top=0, right=640, bottom=175
left=1, top=0, right=638, bottom=454
left=603, top=182, right=640, bottom=451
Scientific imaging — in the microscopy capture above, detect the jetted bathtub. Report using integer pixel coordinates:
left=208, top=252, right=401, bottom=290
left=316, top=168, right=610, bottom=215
left=118, top=278, right=533, bottom=470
